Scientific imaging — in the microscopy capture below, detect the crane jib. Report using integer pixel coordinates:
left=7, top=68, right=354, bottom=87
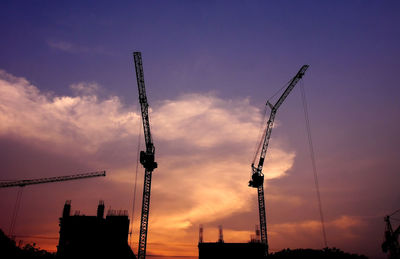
left=0, top=171, right=106, bottom=188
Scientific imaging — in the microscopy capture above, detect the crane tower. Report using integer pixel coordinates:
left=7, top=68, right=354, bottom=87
left=249, top=65, right=309, bottom=256
left=133, top=52, right=157, bottom=259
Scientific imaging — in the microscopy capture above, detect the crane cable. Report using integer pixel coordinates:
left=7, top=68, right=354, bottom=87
left=252, top=77, right=291, bottom=167
left=251, top=106, right=268, bottom=166
left=300, top=79, right=328, bottom=247
left=13, top=234, right=58, bottom=240
left=130, top=107, right=142, bottom=248
left=388, top=209, right=400, bottom=222
left=389, top=209, right=400, bottom=217
left=9, top=187, right=24, bottom=237
left=251, top=77, right=295, bottom=166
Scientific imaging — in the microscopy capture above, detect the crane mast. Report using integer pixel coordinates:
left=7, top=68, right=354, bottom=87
left=249, top=65, right=309, bottom=255
left=133, top=52, right=157, bottom=259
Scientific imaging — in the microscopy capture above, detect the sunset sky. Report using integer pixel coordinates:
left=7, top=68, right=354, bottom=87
left=1, top=1, right=399, bottom=259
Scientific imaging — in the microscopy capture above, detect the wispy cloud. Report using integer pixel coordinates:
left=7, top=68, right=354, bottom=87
left=268, top=215, right=365, bottom=252
left=47, top=40, right=76, bottom=52
left=47, top=40, right=113, bottom=55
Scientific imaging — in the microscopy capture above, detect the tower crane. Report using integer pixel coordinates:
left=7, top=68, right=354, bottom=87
left=0, top=171, right=106, bottom=238
left=382, top=210, right=400, bottom=259
left=249, top=65, right=309, bottom=256
left=133, top=52, right=157, bottom=259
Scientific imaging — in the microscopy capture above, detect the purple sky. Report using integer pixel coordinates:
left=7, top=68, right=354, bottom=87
left=0, top=1, right=399, bottom=258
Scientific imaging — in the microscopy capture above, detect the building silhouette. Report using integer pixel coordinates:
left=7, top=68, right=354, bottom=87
left=198, top=225, right=266, bottom=259
left=198, top=242, right=266, bottom=259
left=57, top=200, right=135, bottom=259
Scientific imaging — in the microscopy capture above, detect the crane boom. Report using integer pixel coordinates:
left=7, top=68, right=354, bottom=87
left=273, top=65, right=309, bottom=112
left=133, top=52, right=157, bottom=259
left=0, top=171, right=106, bottom=188
left=249, top=65, right=309, bottom=255
left=134, top=53, right=154, bottom=154
left=1, top=170, right=105, bottom=238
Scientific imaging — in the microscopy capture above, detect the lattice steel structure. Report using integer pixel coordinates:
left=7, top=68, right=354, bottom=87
left=249, top=65, right=309, bottom=256
left=0, top=171, right=106, bottom=188
left=133, top=52, right=157, bottom=259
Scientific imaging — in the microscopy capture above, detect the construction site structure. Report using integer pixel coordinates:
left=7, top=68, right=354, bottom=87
left=198, top=226, right=266, bottom=259
left=0, top=171, right=106, bottom=238
left=199, top=225, right=204, bottom=243
left=218, top=225, right=224, bottom=243
left=57, top=200, right=135, bottom=259
left=249, top=65, right=309, bottom=256
left=133, top=52, right=158, bottom=259
left=250, top=225, right=261, bottom=243
left=382, top=210, right=400, bottom=259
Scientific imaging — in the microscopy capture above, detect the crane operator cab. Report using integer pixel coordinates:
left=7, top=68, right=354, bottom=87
left=140, top=150, right=158, bottom=171
left=249, top=165, right=264, bottom=188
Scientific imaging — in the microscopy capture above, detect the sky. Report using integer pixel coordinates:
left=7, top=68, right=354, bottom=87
left=0, top=1, right=399, bottom=258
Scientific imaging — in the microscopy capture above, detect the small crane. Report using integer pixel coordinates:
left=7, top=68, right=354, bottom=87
left=133, top=52, right=157, bottom=259
left=0, top=171, right=106, bottom=238
left=249, top=65, right=309, bottom=256
left=382, top=209, right=400, bottom=259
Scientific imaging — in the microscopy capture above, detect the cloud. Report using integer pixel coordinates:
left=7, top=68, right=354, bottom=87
left=47, top=40, right=76, bottom=53
left=268, top=215, right=365, bottom=251
left=0, top=70, right=296, bottom=255
left=47, top=40, right=112, bottom=55
left=151, top=94, right=260, bottom=147
left=0, top=70, right=138, bottom=153
left=70, top=82, right=100, bottom=96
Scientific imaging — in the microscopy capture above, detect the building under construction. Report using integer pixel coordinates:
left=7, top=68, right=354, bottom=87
left=198, top=226, right=266, bottom=259
left=199, top=242, right=266, bottom=259
left=57, top=200, right=135, bottom=259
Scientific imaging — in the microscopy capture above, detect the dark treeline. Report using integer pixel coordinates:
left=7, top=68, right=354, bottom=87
left=1, top=228, right=369, bottom=259
left=269, top=248, right=368, bottom=259
left=0, top=229, right=55, bottom=259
